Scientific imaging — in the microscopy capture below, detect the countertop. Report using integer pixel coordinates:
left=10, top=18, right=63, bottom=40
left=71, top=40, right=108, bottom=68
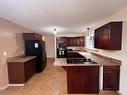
left=7, top=56, right=36, bottom=63
left=54, top=52, right=121, bottom=66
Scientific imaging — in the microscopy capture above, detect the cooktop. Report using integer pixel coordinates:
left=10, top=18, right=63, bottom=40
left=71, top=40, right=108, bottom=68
left=66, top=58, right=97, bottom=64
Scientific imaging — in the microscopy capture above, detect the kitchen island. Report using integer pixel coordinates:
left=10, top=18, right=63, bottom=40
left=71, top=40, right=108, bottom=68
left=54, top=52, right=121, bottom=94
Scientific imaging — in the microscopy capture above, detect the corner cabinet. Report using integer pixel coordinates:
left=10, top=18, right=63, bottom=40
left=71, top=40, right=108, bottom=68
left=94, top=22, right=122, bottom=50
left=103, top=66, right=120, bottom=91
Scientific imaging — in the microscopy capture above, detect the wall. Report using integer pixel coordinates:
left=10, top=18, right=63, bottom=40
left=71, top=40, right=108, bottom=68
left=57, top=32, right=85, bottom=37
left=45, top=35, right=55, bottom=58
left=0, top=18, right=33, bottom=88
left=90, top=6, right=127, bottom=95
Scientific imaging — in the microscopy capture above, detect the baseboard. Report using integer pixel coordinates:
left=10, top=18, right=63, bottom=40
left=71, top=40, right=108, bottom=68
left=0, top=84, right=24, bottom=90
left=0, top=85, right=9, bottom=90
left=117, top=91, right=123, bottom=95
left=47, top=58, right=55, bottom=59
left=9, top=84, right=24, bottom=86
left=47, top=58, right=55, bottom=61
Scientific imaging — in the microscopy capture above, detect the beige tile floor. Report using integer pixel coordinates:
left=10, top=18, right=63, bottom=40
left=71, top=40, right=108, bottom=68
left=0, top=59, right=119, bottom=95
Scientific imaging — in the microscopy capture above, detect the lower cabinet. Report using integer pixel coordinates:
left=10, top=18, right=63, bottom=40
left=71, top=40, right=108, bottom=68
left=103, top=66, right=120, bottom=91
left=62, top=66, right=67, bottom=71
left=8, top=58, right=36, bottom=84
left=67, top=66, right=99, bottom=94
left=25, top=59, right=36, bottom=81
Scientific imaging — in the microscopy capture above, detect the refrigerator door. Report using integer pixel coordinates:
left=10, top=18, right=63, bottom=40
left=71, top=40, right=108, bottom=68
left=25, top=40, right=46, bottom=73
left=25, top=40, right=42, bottom=56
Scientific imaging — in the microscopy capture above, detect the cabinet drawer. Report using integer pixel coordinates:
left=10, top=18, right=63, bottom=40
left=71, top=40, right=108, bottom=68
left=103, top=66, right=120, bottom=71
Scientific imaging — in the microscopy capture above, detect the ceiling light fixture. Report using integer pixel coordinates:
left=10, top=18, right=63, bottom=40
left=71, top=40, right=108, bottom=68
left=86, top=28, right=90, bottom=36
left=53, top=28, right=57, bottom=34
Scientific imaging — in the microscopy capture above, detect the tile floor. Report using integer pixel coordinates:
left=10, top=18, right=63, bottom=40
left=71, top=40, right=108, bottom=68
left=0, top=59, right=119, bottom=95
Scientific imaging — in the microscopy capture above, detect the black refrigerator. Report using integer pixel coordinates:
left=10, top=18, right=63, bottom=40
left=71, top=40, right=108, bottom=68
left=24, top=40, right=47, bottom=73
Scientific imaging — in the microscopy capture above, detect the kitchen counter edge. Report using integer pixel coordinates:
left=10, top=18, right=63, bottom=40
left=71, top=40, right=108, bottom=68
left=54, top=52, right=121, bottom=66
left=7, top=56, right=36, bottom=63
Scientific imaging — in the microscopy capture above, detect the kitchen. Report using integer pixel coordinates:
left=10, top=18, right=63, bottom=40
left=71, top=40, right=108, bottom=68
left=54, top=22, right=122, bottom=94
left=0, top=0, right=127, bottom=95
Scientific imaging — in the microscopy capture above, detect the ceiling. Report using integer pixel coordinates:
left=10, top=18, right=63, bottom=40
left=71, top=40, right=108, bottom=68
left=0, top=0, right=127, bottom=35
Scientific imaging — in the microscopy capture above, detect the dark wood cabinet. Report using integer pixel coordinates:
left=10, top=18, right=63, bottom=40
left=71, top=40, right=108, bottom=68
left=56, top=37, right=67, bottom=47
left=67, top=36, right=85, bottom=47
left=62, top=66, right=67, bottom=71
left=103, top=66, right=120, bottom=91
left=57, top=36, right=85, bottom=47
left=67, top=37, right=74, bottom=46
left=67, top=66, right=99, bottom=94
left=23, top=33, right=42, bottom=40
left=25, top=59, right=36, bottom=81
left=79, top=36, right=85, bottom=46
left=94, top=22, right=122, bottom=50
left=8, top=58, right=36, bottom=84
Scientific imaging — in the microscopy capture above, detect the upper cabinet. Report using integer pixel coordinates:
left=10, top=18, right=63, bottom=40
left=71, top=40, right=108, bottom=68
left=94, top=22, right=122, bottom=50
left=57, top=36, right=85, bottom=47
left=67, top=36, right=85, bottom=47
left=23, top=33, right=42, bottom=40
left=56, top=37, right=67, bottom=48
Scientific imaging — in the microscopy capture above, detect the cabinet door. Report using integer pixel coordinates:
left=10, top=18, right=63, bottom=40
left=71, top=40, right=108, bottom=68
left=67, top=66, right=99, bottom=94
left=57, top=37, right=67, bottom=47
left=67, top=37, right=74, bottom=46
left=103, top=66, right=120, bottom=91
left=73, top=38, right=77, bottom=46
left=80, top=37, right=85, bottom=46
left=67, top=37, right=85, bottom=47
left=101, top=27, right=109, bottom=49
left=67, top=37, right=71, bottom=46
left=76, top=37, right=80, bottom=46
left=94, top=22, right=122, bottom=50
left=8, top=62, right=25, bottom=84
left=94, top=29, right=102, bottom=48
left=25, top=59, right=36, bottom=81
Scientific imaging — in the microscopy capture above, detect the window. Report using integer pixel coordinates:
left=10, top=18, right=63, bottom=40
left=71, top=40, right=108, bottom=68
left=86, top=35, right=94, bottom=49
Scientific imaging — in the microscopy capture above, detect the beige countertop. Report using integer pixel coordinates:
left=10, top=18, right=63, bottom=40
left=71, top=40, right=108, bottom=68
left=54, top=52, right=121, bottom=66
left=7, top=56, right=36, bottom=63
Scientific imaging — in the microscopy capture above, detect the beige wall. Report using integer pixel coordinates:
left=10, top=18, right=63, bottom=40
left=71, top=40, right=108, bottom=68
left=57, top=32, right=85, bottom=37
left=0, top=18, right=33, bottom=88
left=45, top=35, right=55, bottom=58
left=90, top=6, right=127, bottom=95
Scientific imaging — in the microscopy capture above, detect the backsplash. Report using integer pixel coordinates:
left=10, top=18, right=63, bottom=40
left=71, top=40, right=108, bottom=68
left=67, top=46, right=84, bottom=51
left=90, top=52, right=121, bottom=64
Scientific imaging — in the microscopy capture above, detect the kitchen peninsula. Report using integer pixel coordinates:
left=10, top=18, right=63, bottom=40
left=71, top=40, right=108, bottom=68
left=54, top=52, right=121, bottom=94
